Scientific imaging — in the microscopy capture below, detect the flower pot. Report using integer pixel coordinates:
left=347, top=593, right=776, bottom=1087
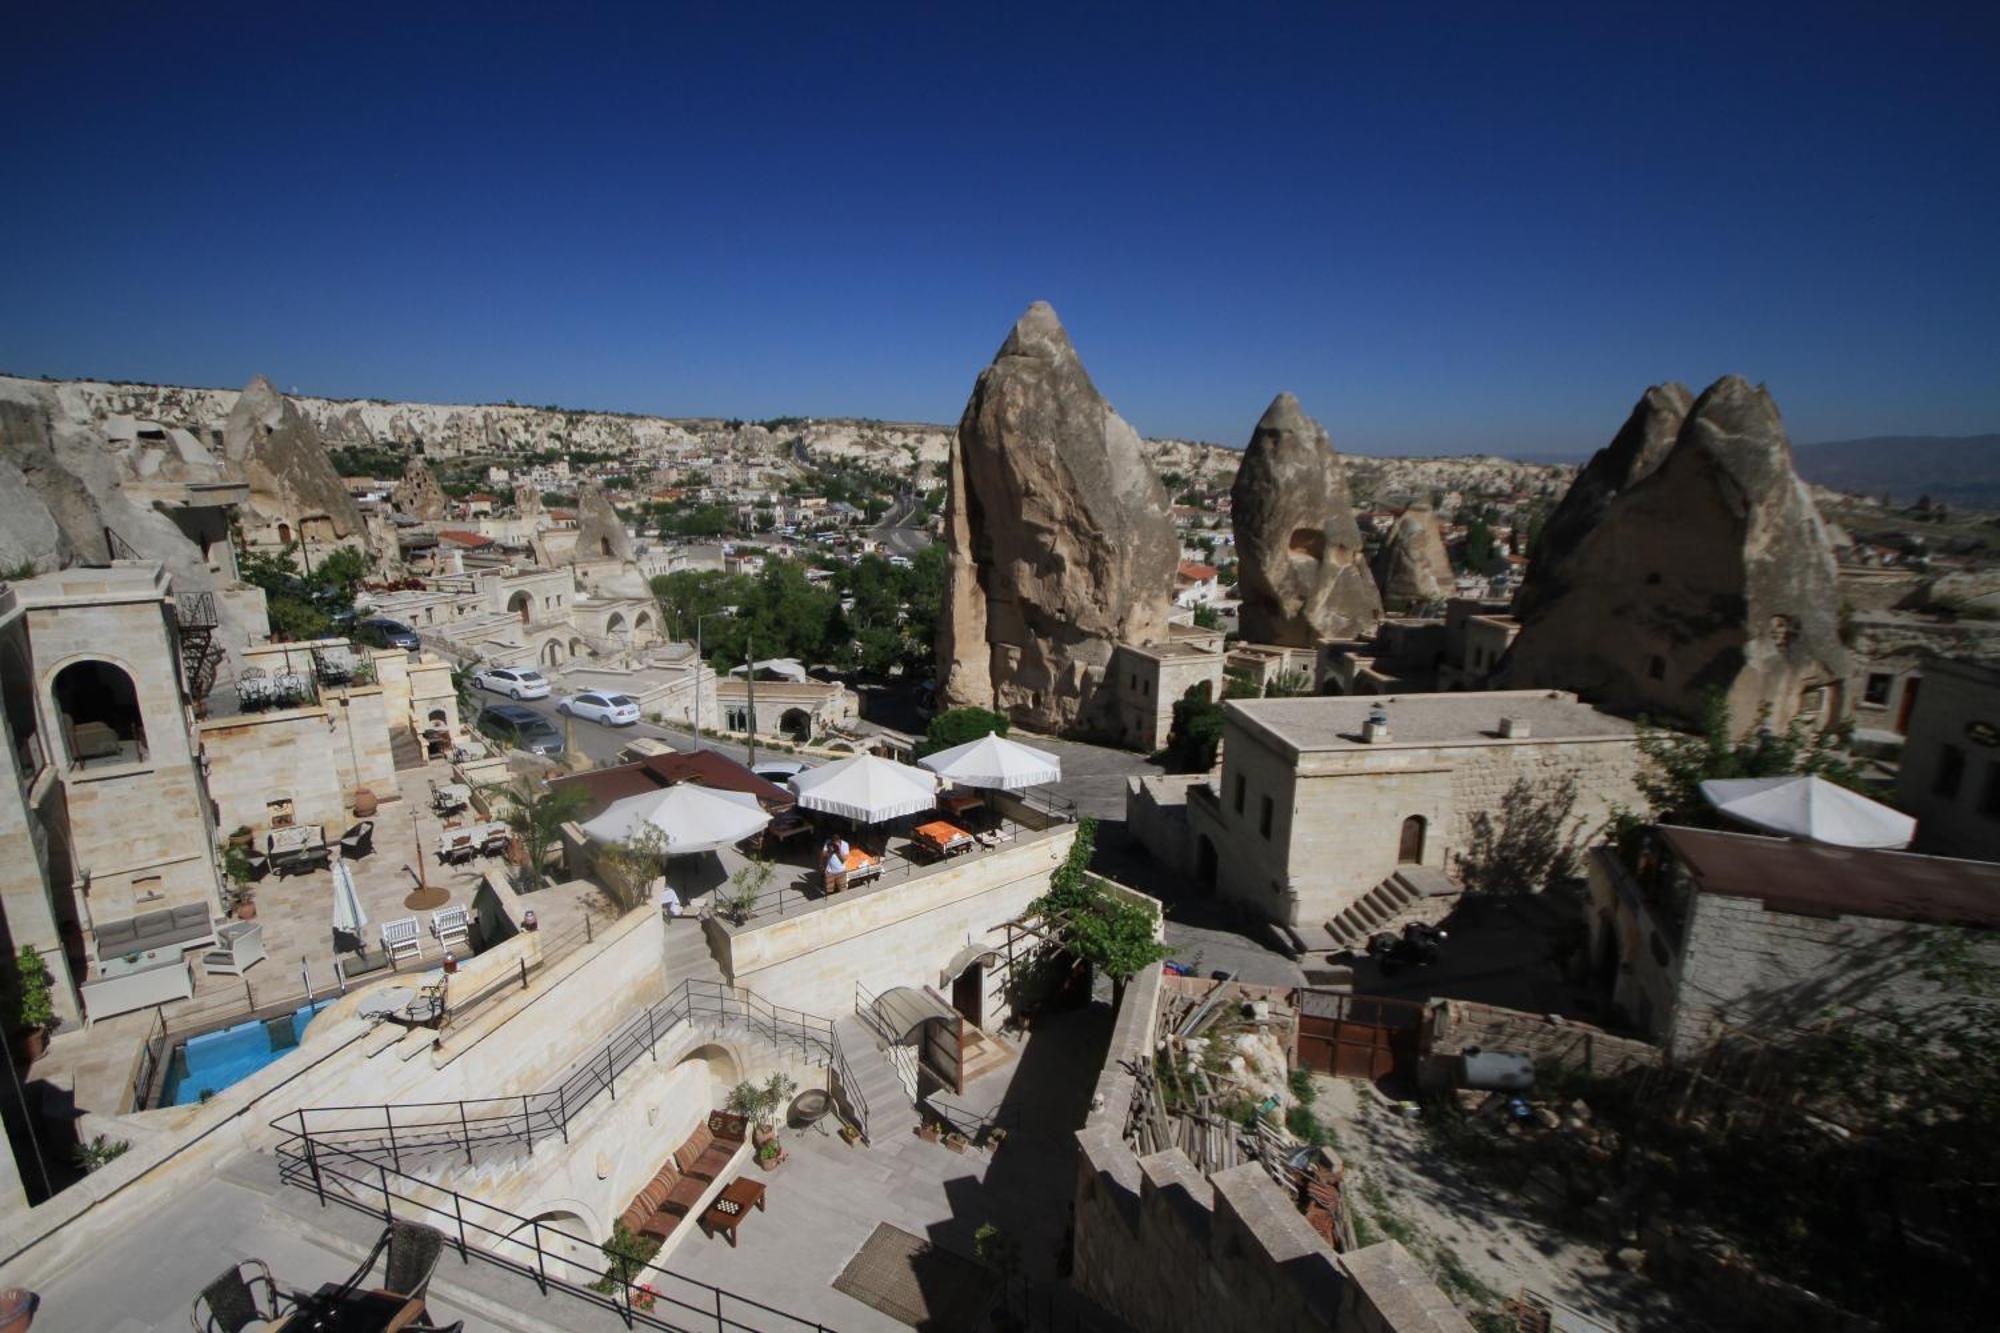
left=917, top=1124, right=939, bottom=1143
left=227, top=831, right=255, bottom=850
left=11, top=1028, right=47, bottom=1067
left=752, top=1124, right=777, bottom=1149
left=351, top=788, right=379, bottom=818
left=235, top=900, right=258, bottom=922
left=944, top=1136, right=967, bottom=1155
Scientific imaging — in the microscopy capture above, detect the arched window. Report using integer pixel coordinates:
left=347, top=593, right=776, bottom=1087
left=54, top=660, right=148, bottom=768
left=507, top=590, right=533, bottom=625
left=606, top=612, right=627, bottom=638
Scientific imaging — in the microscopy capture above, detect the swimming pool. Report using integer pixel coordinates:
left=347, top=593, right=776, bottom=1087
left=159, top=998, right=335, bottom=1106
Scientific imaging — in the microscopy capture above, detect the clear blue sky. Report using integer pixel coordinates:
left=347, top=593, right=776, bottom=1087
left=4, top=3, right=1996, bottom=456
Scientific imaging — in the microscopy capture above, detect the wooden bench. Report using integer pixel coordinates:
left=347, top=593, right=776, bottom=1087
left=619, top=1111, right=750, bottom=1241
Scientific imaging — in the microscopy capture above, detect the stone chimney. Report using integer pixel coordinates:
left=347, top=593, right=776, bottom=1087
left=1498, top=715, right=1531, bottom=738
left=1363, top=704, right=1392, bottom=744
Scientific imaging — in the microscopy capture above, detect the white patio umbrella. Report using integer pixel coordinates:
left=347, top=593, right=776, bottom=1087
left=331, top=859, right=367, bottom=943
left=918, top=733, right=1062, bottom=790
left=1699, top=775, right=1916, bottom=850
left=580, top=783, right=772, bottom=853
left=788, top=754, right=938, bottom=823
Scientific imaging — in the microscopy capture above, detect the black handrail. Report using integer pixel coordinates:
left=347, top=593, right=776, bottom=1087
left=277, top=1136, right=839, bottom=1332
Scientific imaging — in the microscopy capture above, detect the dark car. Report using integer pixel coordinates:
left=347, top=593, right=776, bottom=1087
left=476, top=703, right=566, bottom=758
left=355, top=617, right=421, bottom=651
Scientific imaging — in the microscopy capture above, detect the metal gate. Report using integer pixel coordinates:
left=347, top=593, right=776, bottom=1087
left=1295, top=990, right=1423, bottom=1083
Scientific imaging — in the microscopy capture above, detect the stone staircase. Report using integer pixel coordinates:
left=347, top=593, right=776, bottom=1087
left=1321, top=866, right=1460, bottom=952
left=663, top=916, right=726, bottom=986
left=833, top=1013, right=919, bottom=1143
left=390, top=726, right=426, bottom=772
left=957, top=1027, right=1015, bottom=1086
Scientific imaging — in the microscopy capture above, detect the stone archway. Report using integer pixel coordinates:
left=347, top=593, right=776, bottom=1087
left=569, top=637, right=588, bottom=659
left=541, top=639, right=563, bottom=667
left=503, top=1206, right=600, bottom=1284
left=779, top=707, right=813, bottom=742
left=52, top=658, right=148, bottom=768
left=508, top=590, right=533, bottom=625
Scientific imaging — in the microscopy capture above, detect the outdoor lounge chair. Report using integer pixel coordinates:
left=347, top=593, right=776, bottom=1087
left=336, top=1220, right=444, bottom=1310
left=191, top=1259, right=293, bottom=1332
left=431, top=905, right=470, bottom=951
left=339, top=820, right=375, bottom=859
left=380, top=916, right=423, bottom=964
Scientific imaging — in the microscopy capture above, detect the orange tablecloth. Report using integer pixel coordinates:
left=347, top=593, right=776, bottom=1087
left=912, top=820, right=973, bottom=854
left=842, top=848, right=881, bottom=873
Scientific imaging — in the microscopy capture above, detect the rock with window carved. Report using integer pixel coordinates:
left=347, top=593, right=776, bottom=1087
left=221, top=376, right=369, bottom=545
left=1500, top=375, right=1848, bottom=736
left=1230, top=392, right=1380, bottom=647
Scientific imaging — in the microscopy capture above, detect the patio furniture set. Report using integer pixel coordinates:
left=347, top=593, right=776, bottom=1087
left=435, top=821, right=508, bottom=866
left=379, top=908, right=467, bottom=964
left=234, top=666, right=314, bottom=713
left=249, top=822, right=371, bottom=881
left=618, top=1111, right=754, bottom=1246
left=190, top=1220, right=459, bottom=1331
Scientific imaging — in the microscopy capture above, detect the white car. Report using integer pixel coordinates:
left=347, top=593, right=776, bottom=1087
left=471, top=665, right=552, bottom=700
left=557, top=691, right=642, bottom=727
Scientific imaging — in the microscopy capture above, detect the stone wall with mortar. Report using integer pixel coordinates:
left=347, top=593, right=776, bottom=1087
left=1071, top=963, right=1473, bottom=1332
left=199, top=707, right=352, bottom=836
left=715, top=828, right=1076, bottom=1019
left=1421, top=999, right=1660, bottom=1088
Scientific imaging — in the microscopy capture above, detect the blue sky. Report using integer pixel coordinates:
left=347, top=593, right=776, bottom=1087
left=4, top=3, right=1996, bottom=456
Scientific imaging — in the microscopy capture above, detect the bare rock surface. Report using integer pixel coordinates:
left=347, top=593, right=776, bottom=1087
left=392, top=457, right=449, bottom=521
left=574, top=484, right=637, bottom=563
left=938, top=302, right=1176, bottom=735
left=1371, top=505, right=1455, bottom=610
left=1231, top=393, right=1381, bottom=646
left=1513, top=383, right=1691, bottom=622
left=1501, top=376, right=1848, bottom=733
left=221, top=376, right=366, bottom=541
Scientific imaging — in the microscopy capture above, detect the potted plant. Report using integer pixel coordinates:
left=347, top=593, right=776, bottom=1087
left=917, top=1122, right=940, bottom=1144
left=839, top=1123, right=862, bottom=1146
left=8, top=947, right=56, bottom=1065
left=942, top=1130, right=969, bottom=1155
left=982, top=1125, right=1009, bottom=1152
left=754, top=1139, right=787, bottom=1172
left=227, top=825, right=255, bottom=850
left=726, top=1072, right=798, bottom=1154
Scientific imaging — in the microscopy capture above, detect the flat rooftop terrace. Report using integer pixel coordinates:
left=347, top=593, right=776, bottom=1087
left=1231, top=689, right=1636, bottom=752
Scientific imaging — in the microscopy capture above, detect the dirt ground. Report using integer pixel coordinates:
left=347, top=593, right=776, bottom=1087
left=1316, top=1074, right=1688, bottom=1332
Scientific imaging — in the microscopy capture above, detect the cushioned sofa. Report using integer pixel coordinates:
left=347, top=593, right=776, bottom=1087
left=94, top=904, right=216, bottom=960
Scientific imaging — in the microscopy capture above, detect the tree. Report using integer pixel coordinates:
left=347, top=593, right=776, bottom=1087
left=1454, top=774, right=1585, bottom=894
left=1026, top=818, right=1167, bottom=1009
left=483, top=775, right=591, bottom=890
left=1191, top=604, right=1222, bottom=631
left=917, top=707, right=1009, bottom=758
left=1629, top=690, right=1869, bottom=829
left=593, top=825, right=671, bottom=913
left=1163, top=680, right=1225, bottom=771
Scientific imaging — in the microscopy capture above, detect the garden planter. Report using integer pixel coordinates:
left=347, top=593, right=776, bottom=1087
left=351, top=788, right=379, bottom=818
left=11, top=1028, right=46, bottom=1067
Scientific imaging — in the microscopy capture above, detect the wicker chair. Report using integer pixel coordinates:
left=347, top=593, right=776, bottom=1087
left=190, top=1259, right=291, bottom=1332
left=339, top=1220, right=444, bottom=1307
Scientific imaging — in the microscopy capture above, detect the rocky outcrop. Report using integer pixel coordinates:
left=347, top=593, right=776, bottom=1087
left=392, top=457, right=448, bottom=521
left=574, top=484, right=636, bottom=563
left=1500, top=376, right=1848, bottom=735
left=221, top=376, right=366, bottom=544
left=1230, top=394, right=1380, bottom=646
left=1371, top=506, right=1454, bottom=610
left=1513, top=383, right=1691, bottom=622
left=938, top=302, right=1176, bottom=735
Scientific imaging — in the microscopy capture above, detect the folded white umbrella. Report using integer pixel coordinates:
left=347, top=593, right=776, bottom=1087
left=332, top=859, right=368, bottom=935
left=788, top=753, right=938, bottom=823
left=580, top=783, right=771, bottom=852
left=918, top=732, right=1063, bottom=790
left=1699, top=774, right=1916, bottom=849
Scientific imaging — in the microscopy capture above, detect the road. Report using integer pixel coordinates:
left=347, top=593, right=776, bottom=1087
left=482, top=688, right=798, bottom=773
left=869, top=491, right=932, bottom=557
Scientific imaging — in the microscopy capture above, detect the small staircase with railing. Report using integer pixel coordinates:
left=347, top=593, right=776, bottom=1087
left=832, top=1012, right=920, bottom=1143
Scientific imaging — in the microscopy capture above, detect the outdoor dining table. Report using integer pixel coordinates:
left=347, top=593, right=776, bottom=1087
left=437, top=820, right=507, bottom=863
left=840, top=846, right=884, bottom=889
left=938, top=791, right=985, bottom=820
left=432, top=782, right=471, bottom=813
left=911, top=819, right=975, bottom=860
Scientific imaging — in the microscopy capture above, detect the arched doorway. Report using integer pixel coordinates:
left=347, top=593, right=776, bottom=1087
left=1398, top=816, right=1426, bottom=865
left=634, top=610, right=653, bottom=635
left=504, top=1209, right=597, bottom=1283
left=508, top=590, right=533, bottom=625
left=676, top=1042, right=741, bottom=1105
left=1195, top=835, right=1218, bottom=896
left=605, top=612, right=627, bottom=641
left=600, top=536, right=613, bottom=557
left=276, top=522, right=292, bottom=545
left=569, top=637, right=587, bottom=659
left=541, top=639, right=563, bottom=667
left=779, top=707, right=813, bottom=742
left=53, top=659, right=148, bottom=768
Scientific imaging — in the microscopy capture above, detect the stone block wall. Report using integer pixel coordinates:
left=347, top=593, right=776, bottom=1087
left=716, top=828, right=1075, bottom=1019
left=1071, top=964, right=1473, bottom=1332
left=1126, top=774, right=1196, bottom=876
left=1422, top=999, right=1660, bottom=1088
left=199, top=708, right=350, bottom=837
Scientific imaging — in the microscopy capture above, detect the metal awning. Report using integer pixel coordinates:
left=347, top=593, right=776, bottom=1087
left=939, top=944, right=1004, bottom=989
left=867, top=986, right=957, bottom=1044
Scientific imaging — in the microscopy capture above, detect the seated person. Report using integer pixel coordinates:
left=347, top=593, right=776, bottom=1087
left=659, top=881, right=684, bottom=918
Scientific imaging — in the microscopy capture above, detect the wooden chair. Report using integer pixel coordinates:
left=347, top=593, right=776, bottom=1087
left=380, top=917, right=423, bottom=964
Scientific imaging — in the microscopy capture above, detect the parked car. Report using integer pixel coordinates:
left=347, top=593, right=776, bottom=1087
left=557, top=691, right=642, bottom=727
left=354, top=617, right=421, bottom=650
left=476, top=704, right=565, bottom=758
left=471, top=665, right=551, bottom=700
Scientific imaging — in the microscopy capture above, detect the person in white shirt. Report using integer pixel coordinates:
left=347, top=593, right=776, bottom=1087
left=823, top=845, right=847, bottom=894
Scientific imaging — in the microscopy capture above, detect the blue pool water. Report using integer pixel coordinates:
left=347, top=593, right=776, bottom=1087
left=160, top=998, right=335, bottom=1105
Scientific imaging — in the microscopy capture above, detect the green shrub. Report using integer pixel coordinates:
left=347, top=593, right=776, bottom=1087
left=1289, top=1067, right=1316, bottom=1105
left=12, top=947, right=54, bottom=1031
left=917, top=707, right=1009, bottom=758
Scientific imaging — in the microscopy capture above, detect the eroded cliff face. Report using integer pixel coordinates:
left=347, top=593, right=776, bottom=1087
left=1512, top=383, right=1691, bottom=622
left=1371, top=505, right=1455, bottom=610
left=392, top=457, right=449, bottom=522
left=221, top=376, right=367, bottom=542
left=1501, top=376, right=1849, bottom=734
left=1230, top=393, right=1381, bottom=647
left=938, top=302, right=1176, bottom=736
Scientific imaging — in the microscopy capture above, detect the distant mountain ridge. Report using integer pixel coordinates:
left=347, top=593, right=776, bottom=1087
left=1788, top=434, right=2000, bottom=507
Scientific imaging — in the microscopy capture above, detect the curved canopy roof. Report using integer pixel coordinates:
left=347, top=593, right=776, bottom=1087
left=918, top=733, right=1062, bottom=790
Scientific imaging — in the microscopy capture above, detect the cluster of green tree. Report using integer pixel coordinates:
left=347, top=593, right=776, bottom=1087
left=916, top=707, right=1008, bottom=758
left=518, top=448, right=620, bottom=467
left=328, top=443, right=410, bottom=478
left=1025, top=818, right=1168, bottom=1007
left=239, top=541, right=371, bottom=641
left=1159, top=673, right=1262, bottom=770
left=650, top=545, right=947, bottom=677
left=653, top=503, right=735, bottom=539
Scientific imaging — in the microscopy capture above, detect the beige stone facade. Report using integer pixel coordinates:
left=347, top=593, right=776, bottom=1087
left=1893, top=656, right=2000, bottom=860
left=1109, top=641, right=1226, bottom=752
left=1184, top=692, right=1642, bottom=931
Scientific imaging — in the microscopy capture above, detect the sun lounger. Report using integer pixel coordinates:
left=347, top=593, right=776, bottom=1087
left=431, top=906, right=470, bottom=951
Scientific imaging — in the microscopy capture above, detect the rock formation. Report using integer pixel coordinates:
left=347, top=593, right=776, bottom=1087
left=1500, top=376, right=1848, bottom=735
left=574, top=484, right=636, bottom=563
left=1371, top=506, right=1454, bottom=610
left=1230, top=393, right=1381, bottom=646
left=392, top=456, right=449, bottom=521
left=221, top=376, right=366, bottom=544
left=938, top=302, right=1176, bottom=735
left=1512, top=383, right=1692, bottom=622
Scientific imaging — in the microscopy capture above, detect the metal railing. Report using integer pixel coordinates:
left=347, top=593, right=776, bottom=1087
left=275, top=1137, right=840, bottom=1333
left=274, top=978, right=864, bottom=1169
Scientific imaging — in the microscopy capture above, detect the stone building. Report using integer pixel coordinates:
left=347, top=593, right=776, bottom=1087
left=1107, top=636, right=1228, bottom=753
left=1894, top=657, right=2000, bottom=860
left=0, top=564, right=229, bottom=1036
left=1584, top=825, right=2000, bottom=1055
left=1177, top=691, right=1642, bottom=935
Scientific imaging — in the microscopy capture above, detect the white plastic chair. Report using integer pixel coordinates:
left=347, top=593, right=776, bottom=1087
left=380, top=916, right=423, bottom=964
left=431, top=905, right=470, bottom=951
